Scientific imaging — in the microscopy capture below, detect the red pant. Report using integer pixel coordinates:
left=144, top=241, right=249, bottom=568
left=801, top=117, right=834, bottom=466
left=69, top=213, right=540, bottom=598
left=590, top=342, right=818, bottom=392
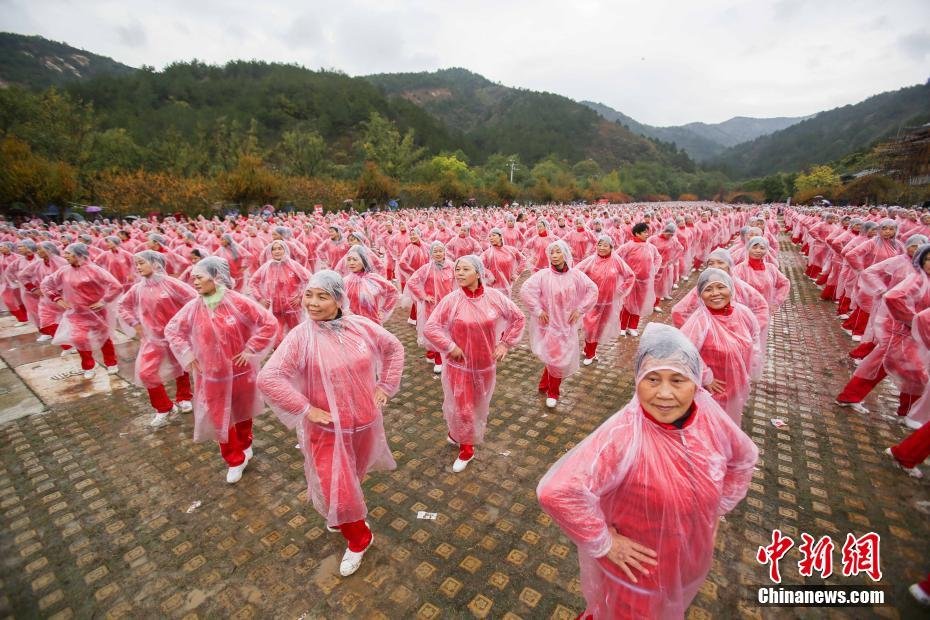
left=837, top=371, right=920, bottom=416
left=819, top=284, right=836, bottom=300
left=619, top=309, right=640, bottom=331
left=842, top=309, right=869, bottom=335
left=584, top=341, right=597, bottom=358
left=409, top=304, right=417, bottom=321
left=40, top=323, right=72, bottom=350
left=220, top=419, right=253, bottom=467
left=538, top=367, right=562, bottom=399
left=339, top=519, right=372, bottom=552
left=890, top=420, right=930, bottom=468
left=815, top=270, right=829, bottom=286
left=146, top=373, right=193, bottom=413
left=10, top=305, right=27, bottom=322
left=849, top=341, right=877, bottom=360
left=426, top=351, right=443, bottom=365
left=77, top=339, right=117, bottom=371
left=837, top=296, right=851, bottom=316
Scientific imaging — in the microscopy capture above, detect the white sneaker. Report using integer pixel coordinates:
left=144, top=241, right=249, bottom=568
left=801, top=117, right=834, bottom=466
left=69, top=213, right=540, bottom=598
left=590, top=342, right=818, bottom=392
left=885, top=447, right=923, bottom=478
left=653, top=307, right=663, bottom=314
left=545, top=397, right=557, bottom=408
left=226, top=447, right=253, bottom=484
left=339, top=534, right=373, bottom=576
left=176, top=400, right=193, bottom=413
left=452, top=455, right=473, bottom=473
left=583, top=357, right=596, bottom=366
left=60, top=349, right=76, bottom=357
left=618, top=329, right=626, bottom=337
left=83, top=369, right=96, bottom=380
left=407, top=318, right=416, bottom=326
left=851, top=335, right=862, bottom=342
left=149, top=412, right=170, bottom=428
left=433, top=364, right=443, bottom=374
left=446, top=434, right=458, bottom=445
left=663, top=296, right=671, bottom=301
left=244, top=446, right=253, bottom=463
left=672, top=284, right=679, bottom=290
left=628, top=329, right=639, bottom=337
left=834, top=399, right=869, bottom=414
left=14, top=321, right=29, bottom=327
left=838, top=314, right=850, bottom=320
left=106, top=365, right=119, bottom=375
left=36, top=334, right=52, bottom=342
left=910, top=583, right=930, bottom=606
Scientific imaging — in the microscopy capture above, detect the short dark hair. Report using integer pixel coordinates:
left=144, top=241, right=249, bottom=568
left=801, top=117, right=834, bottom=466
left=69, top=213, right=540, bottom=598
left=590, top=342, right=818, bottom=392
left=632, top=222, right=649, bottom=236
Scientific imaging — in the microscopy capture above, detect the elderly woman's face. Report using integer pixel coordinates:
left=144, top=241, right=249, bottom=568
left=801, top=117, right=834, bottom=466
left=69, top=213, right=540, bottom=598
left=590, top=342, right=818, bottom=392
left=271, top=243, right=287, bottom=261
left=192, top=271, right=217, bottom=296
left=596, top=240, right=612, bottom=256
left=431, top=246, right=445, bottom=262
left=490, top=232, right=502, bottom=247
left=748, top=244, right=767, bottom=260
left=455, top=260, right=479, bottom=289
left=637, top=369, right=696, bottom=423
left=303, top=287, right=339, bottom=321
left=345, top=253, right=364, bottom=273
left=880, top=225, right=896, bottom=239
left=701, top=281, right=731, bottom=309
left=706, top=258, right=730, bottom=272
left=549, top=246, right=566, bottom=268
left=923, top=253, right=930, bottom=276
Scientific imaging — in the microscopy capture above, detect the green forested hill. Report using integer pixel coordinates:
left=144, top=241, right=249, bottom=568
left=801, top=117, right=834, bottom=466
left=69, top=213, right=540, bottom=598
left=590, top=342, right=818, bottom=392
left=0, top=32, right=136, bottom=89
left=711, top=81, right=930, bottom=178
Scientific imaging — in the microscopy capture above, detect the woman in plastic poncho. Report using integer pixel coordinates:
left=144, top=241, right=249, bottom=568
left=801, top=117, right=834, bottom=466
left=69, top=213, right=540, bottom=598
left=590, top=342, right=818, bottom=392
left=118, top=251, right=197, bottom=427
left=520, top=240, right=598, bottom=408
left=257, top=270, right=405, bottom=577
left=537, top=323, right=758, bottom=619
left=343, top=245, right=398, bottom=326
left=165, top=257, right=277, bottom=484
left=731, top=236, right=791, bottom=313
left=248, top=240, right=312, bottom=346
left=406, top=241, right=455, bottom=373
left=680, top=268, right=761, bottom=426
left=424, top=255, right=526, bottom=472
left=575, top=234, right=635, bottom=366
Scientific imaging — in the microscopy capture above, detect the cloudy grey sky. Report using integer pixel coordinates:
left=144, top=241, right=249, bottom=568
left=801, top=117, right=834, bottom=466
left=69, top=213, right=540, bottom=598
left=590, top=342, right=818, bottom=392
left=2, top=0, right=928, bottom=126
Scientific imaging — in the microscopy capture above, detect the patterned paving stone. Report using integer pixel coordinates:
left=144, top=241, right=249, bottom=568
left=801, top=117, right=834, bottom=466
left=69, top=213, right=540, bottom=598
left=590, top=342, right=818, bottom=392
left=0, top=230, right=927, bottom=618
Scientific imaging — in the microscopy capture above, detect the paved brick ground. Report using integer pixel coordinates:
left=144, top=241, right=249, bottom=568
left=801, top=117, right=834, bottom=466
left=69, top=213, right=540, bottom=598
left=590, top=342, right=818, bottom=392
left=0, top=232, right=928, bottom=619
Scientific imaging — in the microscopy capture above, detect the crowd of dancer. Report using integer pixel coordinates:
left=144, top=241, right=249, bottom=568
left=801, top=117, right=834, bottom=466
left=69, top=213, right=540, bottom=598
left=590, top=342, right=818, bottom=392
left=0, top=199, right=927, bottom=613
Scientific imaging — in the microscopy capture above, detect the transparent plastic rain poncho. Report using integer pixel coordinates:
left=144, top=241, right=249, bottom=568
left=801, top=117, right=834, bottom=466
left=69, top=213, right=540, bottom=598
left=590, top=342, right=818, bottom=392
left=480, top=242, right=524, bottom=296
left=519, top=241, right=598, bottom=378
left=41, top=244, right=123, bottom=351
left=564, top=224, right=596, bottom=262
left=648, top=231, right=685, bottom=300
left=95, top=237, right=137, bottom=291
left=614, top=236, right=661, bottom=318
left=164, top=257, right=278, bottom=442
left=671, top=265, right=769, bottom=338
left=343, top=246, right=399, bottom=325
left=257, top=271, right=405, bottom=527
left=524, top=221, right=554, bottom=271
left=423, top=256, right=526, bottom=445
left=397, top=237, right=430, bottom=291
left=852, top=250, right=930, bottom=396
left=19, top=243, right=68, bottom=329
left=118, top=251, right=198, bottom=389
left=405, top=244, right=455, bottom=349
left=731, top=237, right=791, bottom=311
left=852, top=235, right=926, bottom=314
left=575, top=236, right=636, bottom=344
left=905, top=306, right=930, bottom=428
left=445, top=230, right=481, bottom=260
left=536, top=323, right=758, bottom=619
left=679, top=269, right=762, bottom=424
left=248, top=241, right=313, bottom=344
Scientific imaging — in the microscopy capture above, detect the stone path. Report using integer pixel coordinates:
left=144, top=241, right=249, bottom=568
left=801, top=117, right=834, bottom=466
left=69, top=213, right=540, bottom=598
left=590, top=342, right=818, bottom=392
left=0, top=233, right=927, bottom=619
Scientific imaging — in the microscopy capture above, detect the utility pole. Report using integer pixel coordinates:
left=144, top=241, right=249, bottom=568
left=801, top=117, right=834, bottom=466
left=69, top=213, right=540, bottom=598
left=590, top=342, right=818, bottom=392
left=507, top=159, right=519, bottom=184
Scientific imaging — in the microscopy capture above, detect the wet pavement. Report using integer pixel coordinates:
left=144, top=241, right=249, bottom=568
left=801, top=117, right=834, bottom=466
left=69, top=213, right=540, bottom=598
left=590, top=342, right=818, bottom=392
left=0, top=233, right=928, bottom=619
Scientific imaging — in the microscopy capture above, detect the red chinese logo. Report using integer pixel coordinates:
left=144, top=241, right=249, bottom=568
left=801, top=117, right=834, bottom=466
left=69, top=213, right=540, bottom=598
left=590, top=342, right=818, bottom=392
left=756, top=529, right=795, bottom=584
left=841, top=532, right=882, bottom=581
left=798, top=533, right=835, bottom=579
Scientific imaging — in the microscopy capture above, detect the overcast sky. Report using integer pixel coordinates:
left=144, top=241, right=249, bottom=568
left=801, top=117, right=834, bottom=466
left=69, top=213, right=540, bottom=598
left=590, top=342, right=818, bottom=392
left=2, top=0, right=928, bottom=126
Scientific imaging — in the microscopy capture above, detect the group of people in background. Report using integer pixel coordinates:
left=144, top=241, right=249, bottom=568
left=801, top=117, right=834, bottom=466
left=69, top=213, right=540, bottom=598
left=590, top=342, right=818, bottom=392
left=0, top=198, right=927, bottom=614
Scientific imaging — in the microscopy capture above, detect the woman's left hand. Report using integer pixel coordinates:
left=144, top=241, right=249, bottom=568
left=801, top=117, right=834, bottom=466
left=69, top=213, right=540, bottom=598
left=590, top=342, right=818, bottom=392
left=232, top=352, right=251, bottom=367
left=374, top=387, right=388, bottom=408
left=89, top=300, right=105, bottom=310
left=493, top=343, right=508, bottom=362
left=568, top=310, right=580, bottom=324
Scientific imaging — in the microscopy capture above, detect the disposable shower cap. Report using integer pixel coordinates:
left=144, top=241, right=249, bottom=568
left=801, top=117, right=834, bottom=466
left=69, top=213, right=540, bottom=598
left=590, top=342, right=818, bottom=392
left=148, top=233, right=168, bottom=246
left=596, top=233, right=614, bottom=248
left=913, top=244, right=930, bottom=272
left=878, top=218, right=898, bottom=229
left=64, top=242, right=90, bottom=260
left=429, top=240, right=446, bottom=258
left=348, top=231, right=368, bottom=244
left=697, top=268, right=732, bottom=293
left=134, top=250, right=167, bottom=273
left=347, top=245, right=373, bottom=273
left=307, top=269, right=346, bottom=308
left=274, top=226, right=294, bottom=239
left=746, top=236, right=769, bottom=251
left=38, top=241, right=61, bottom=256
left=269, top=239, right=290, bottom=259
left=18, top=239, right=37, bottom=253
left=862, top=222, right=879, bottom=233
left=634, top=323, right=701, bottom=384
left=547, top=239, right=574, bottom=268
left=906, top=234, right=929, bottom=249
left=221, top=233, right=240, bottom=259
left=489, top=227, right=503, bottom=238
left=662, top=221, right=678, bottom=234
left=191, top=256, right=234, bottom=289
left=706, top=248, right=734, bottom=269
left=454, top=254, right=485, bottom=280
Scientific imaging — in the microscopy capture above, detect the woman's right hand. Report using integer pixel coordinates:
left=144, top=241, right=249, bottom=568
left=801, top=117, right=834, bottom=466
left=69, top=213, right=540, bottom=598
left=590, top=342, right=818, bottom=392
left=705, top=378, right=727, bottom=395
left=448, top=346, right=465, bottom=361
left=306, top=406, right=333, bottom=424
left=538, top=311, right=549, bottom=326
left=604, top=527, right=658, bottom=584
